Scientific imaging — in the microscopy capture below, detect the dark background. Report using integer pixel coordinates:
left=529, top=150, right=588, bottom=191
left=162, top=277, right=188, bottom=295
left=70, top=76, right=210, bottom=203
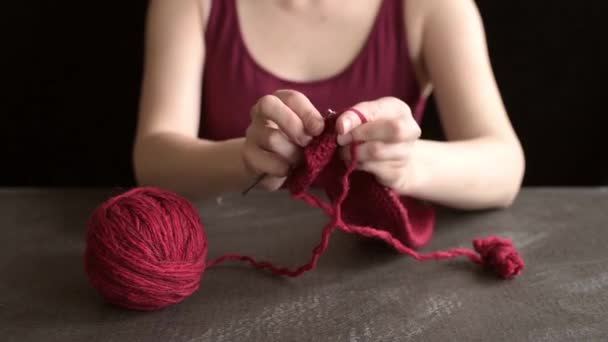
left=3, top=1, right=606, bottom=187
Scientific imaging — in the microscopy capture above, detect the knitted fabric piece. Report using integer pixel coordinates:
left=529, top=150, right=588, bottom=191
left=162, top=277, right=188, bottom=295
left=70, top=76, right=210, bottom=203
left=285, top=116, right=435, bottom=249
left=212, top=115, right=524, bottom=280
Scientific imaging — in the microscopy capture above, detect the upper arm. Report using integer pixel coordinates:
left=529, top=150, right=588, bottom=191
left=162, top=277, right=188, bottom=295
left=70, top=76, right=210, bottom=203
left=419, top=0, right=517, bottom=142
left=136, top=0, right=210, bottom=139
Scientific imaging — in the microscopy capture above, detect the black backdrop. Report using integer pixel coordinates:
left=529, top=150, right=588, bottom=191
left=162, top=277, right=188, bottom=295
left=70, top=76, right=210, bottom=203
left=3, top=1, right=606, bottom=187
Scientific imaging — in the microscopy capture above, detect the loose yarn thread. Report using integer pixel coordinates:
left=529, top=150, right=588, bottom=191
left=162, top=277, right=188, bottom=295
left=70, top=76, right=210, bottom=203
left=85, top=112, right=524, bottom=311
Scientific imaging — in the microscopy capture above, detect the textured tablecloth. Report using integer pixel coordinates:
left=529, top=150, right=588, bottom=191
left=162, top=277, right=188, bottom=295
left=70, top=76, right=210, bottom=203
left=1, top=188, right=607, bottom=341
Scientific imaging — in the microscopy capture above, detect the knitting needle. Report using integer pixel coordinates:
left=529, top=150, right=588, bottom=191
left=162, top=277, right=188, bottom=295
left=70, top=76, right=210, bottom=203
left=241, top=109, right=337, bottom=196
left=242, top=173, right=267, bottom=196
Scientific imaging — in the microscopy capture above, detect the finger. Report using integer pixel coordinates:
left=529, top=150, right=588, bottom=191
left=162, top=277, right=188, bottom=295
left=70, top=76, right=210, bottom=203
left=242, top=142, right=291, bottom=178
left=242, top=173, right=286, bottom=193
left=336, top=97, right=411, bottom=135
left=341, top=141, right=412, bottom=163
left=273, top=89, right=325, bottom=136
left=335, top=102, right=375, bottom=136
left=259, top=176, right=287, bottom=192
left=357, top=160, right=405, bottom=187
left=338, top=118, right=421, bottom=146
left=251, top=95, right=311, bottom=147
left=252, top=125, right=302, bottom=164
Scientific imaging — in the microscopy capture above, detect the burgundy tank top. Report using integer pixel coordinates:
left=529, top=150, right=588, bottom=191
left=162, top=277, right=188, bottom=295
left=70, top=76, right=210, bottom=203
left=201, top=0, right=426, bottom=140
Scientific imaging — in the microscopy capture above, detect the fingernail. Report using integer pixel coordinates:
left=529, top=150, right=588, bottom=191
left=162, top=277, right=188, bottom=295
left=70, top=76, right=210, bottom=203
left=342, top=118, right=351, bottom=133
left=313, top=117, right=325, bottom=136
left=337, top=134, right=352, bottom=146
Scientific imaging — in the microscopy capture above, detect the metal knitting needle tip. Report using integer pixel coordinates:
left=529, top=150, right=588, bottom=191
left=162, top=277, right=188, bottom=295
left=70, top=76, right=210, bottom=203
left=242, top=173, right=266, bottom=196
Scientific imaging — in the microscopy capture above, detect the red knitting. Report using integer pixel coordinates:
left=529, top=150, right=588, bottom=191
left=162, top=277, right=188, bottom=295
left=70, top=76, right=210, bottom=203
left=209, top=115, right=524, bottom=279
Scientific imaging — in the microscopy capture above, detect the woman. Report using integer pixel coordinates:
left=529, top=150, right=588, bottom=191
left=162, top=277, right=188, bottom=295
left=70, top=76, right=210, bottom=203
left=133, top=0, right=525, bottom=210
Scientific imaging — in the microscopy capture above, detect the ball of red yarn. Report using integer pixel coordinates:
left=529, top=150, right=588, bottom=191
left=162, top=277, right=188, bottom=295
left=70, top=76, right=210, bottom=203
left=84, top=187, right=208, bottom=311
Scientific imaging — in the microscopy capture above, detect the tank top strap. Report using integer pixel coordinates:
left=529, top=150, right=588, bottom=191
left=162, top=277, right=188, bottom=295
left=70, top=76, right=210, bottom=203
left=204, top=0, right=239, bottom=58
left=373, top=0, right=410, bottom=67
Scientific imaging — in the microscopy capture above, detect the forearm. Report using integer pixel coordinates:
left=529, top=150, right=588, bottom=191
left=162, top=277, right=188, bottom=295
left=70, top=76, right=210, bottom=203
left=133, top=132, right=251, bottom=200
left=402, top=137, right=525, bottom=210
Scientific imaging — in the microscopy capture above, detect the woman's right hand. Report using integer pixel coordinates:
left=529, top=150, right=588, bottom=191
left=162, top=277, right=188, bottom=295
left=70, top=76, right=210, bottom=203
left=242, top=90, right=325, bottom=191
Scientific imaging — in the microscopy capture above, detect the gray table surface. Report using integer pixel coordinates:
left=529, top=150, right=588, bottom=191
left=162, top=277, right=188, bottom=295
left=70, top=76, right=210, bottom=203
left=1, top=187, right=607, bottom=341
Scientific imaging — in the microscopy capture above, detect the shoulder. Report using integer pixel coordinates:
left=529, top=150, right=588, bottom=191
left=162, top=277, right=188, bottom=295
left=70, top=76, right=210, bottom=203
left=404, top=0, right=483, bottom=28
left=145, top=0, right=212, bottom=35
left=404, top=0, right=486, bottom=50
left=402, top=0, right=487, bottom=86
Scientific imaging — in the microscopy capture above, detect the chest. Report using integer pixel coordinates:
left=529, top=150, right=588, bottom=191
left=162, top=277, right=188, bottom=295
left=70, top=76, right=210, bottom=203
left=235, top=0, right=386, bottom=82
left=201, top=0, right=425, bottom=140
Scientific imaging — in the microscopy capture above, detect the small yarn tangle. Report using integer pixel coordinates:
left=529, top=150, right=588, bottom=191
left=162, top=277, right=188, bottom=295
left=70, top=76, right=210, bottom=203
left=85, top=113, right=524, bottom=311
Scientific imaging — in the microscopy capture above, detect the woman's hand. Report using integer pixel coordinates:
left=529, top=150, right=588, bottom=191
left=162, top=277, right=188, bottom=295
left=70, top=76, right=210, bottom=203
left=242, top=89, right=325, bottom=191
left=336, top=97, right=422, bottom=192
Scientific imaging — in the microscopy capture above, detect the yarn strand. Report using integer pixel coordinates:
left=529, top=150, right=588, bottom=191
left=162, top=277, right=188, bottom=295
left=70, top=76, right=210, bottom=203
left=206, top=147, right=358, bottom=276
left=208, top=142, right=524, bottom=280
left=340, top=223, right=481, bottom=264
left=85, top=115, right=524, bottom=311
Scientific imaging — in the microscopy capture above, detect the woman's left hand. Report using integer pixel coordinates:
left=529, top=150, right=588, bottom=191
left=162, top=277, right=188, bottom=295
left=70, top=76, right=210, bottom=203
left=336, top=97, right=422, bottom=192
